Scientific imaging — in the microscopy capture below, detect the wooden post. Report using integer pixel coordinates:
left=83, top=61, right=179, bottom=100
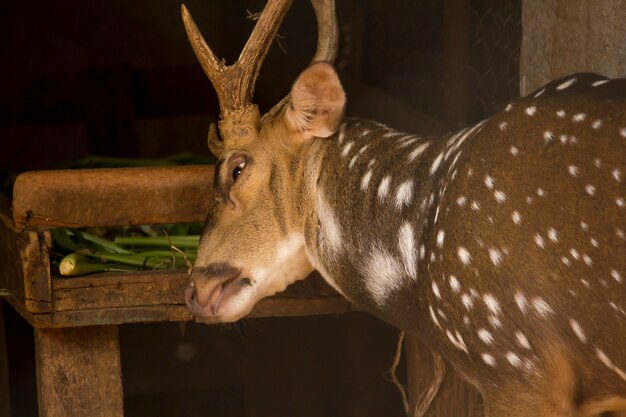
left=0, top=300, right=11, bottom=417
left=405, top=334, right=482, bottom=417
left=35, top=326, right=124, bottom=417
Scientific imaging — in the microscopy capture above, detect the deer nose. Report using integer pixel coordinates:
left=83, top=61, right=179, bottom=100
left=185, top=263, right=241, bottom=309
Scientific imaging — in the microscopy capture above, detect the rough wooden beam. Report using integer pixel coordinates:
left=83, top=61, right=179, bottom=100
left=17, top=231, right=52, bottom=313
left=35, top=326, right=123, bottom=417
left=12, top=165, right=214, bottom=231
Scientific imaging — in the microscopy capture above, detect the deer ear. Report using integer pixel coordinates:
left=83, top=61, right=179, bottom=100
left=284, top=62, right=346, bottom=139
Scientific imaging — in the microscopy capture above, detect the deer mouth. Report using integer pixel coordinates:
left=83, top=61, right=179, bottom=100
left=185, top=273, right=250, bottom=319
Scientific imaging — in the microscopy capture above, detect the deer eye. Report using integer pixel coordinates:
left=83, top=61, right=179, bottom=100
left=232, top=161, right=246, bottom=182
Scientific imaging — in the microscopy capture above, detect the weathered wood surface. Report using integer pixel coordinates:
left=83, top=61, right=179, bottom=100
left=48, top=271, right=349, bottom=327
left=12, top=165, right=214, bottom=231
left=17, top=231, right=52, bottom=313
left=1, top=195, right=52, bottom=315
left=0, top=195, right=24, bottom=301
left=405, top=334, right=482, bottom=417
left=521, top=0, right=626, bottom=94
left=35, top=325, right=123, bottom=417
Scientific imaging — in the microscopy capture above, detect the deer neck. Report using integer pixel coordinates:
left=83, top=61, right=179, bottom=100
left=299, top=118, right=481, bottom=333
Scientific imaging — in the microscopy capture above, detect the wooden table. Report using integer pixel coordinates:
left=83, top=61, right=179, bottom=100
left=0, top=166, right=480, bottom=417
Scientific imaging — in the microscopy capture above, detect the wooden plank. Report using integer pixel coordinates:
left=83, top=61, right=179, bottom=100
left=52, top=270, right=340, bottom=311
left=0, top=301, right=11, bottom=417
left=17, top=231, right=52, bottom=313
left=35, top=326, right=123, bottom=417
left=12, top=165, right=214, bottom=231
left=52, top=270, right=190, bottom=312
left=0, top=194, right=24, bottom=301
left=405, top=334, right=481, bottom=417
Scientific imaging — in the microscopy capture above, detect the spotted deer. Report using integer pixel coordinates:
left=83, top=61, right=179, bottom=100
left=181, top=0, right=626, bottom=415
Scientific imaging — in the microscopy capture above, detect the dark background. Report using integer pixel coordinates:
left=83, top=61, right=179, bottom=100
left=0, top=1, right=521, bottom=416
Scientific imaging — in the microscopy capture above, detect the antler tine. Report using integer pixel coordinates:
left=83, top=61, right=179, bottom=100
left=310, top=0, right=338, bottom=63
left=262, top=0, right=338, bottom=122
left=182, top=1, right=292, bottom=119
left=181, top=5, right=229, bottom=116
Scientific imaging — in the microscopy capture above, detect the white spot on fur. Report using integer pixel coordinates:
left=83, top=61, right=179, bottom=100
left=446, top=329, right=468, bottom=353
left=568, top=165, right=579, bottom=177
left=616, top=197, right=625, bottom=208
left=471, top=201, right=480, bottom=211
left=536, top=188, right=545, bottom=197
left=436, top=230, right=445, bottom=248
left=512, top=211, right=522, bottom=225
left=432, top=282, right=441, bottom=299
left=394, top=180, right=414, bottom=209
left=489, top=248, right=503, bottom=266
left=341, top=142, right=353, bottom=157
left=556, top=110, right=566, bottom=118
left=484, top=175, right=495, bottom=190
left=408, top=142, right=431, bottom=162
left=457, top=196, right=467, bottom=207
left=595, top=348, right=626, bottom=381
left=398, top=223, right=417, bottom=280
left=543, top=131, right=554, bottom=143
left=620, top=127, right=626, bottom=138
left=316, top=193, right=343, bottom=253
left=430, top=153, right=445, bottom=175
left=429, top=305, right=441, bottom=328
left=548, top=228, right=558, bottom=242
left=457, top=247, right=471, bottom=265
left=515, top=331, right=531, bottom=350
left=585, top=184, right=596, bottom=196
left=462, top=294, right=473, bottom=310
left=534, top=233, right=545, bottom=248
left=591, top=79, right=609, bottom=87
left=348, top=155, right=359, bottom=169
left=613, top=169, right=622, bottom=183
left=483, top=294, right=501, bottom=315
left=611, top=269, right=622, bottom=283
left=361, top=170, right=373, bottom=191
left=481, top=353, right=496, bottom=367
left=525, top=106, right=537, bottom=116
left=572, top=113, right=586, bottom=123
left=377, top=176, right=391, bottom=201
left=363, top=244, right=404, bottom=305
left=569, top=319, right=586, bottom=343
left=592, top=119, right=603, bottom=129
left=532, top=297, right=554, bottom=317
left=449, top=275, right=460, bottom=293
left=478, top=328, right=493, bottom=345
left=515, top=291, right=528, bottom=314
left=499, top=121, right=508, bottom=131
left=556, top=77, right=577, bottom=90
left=510, top=146, right=519, bottom=156
left=506, top=352, right=522, bottom=368
left=494, top=190, right=507, bottom=204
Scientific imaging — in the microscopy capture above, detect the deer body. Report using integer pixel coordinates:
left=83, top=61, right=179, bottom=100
left=180, top=2, right=626, bottom=415
left=302, top=73, right=626, bottom=415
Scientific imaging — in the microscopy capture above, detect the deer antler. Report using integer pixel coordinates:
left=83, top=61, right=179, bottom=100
left=182, top=0, right=338, bottom=155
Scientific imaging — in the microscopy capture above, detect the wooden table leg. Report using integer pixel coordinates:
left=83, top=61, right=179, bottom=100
left=34, top=325, right=124, bottom=417
left=405, top=334, right=482, bottom=417
left=0, top=300, right=11, bottom=417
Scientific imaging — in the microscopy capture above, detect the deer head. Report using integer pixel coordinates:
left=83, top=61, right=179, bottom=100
left=182, top=0, right=344, bottom=322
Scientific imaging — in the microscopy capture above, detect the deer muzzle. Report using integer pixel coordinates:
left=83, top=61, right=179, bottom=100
left=185, top=263, right=243, bottom=318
